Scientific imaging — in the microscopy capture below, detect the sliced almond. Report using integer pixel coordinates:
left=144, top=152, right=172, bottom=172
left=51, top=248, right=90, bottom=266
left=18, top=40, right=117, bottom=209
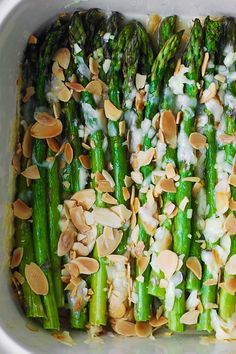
left=70, top=206, right=91, bottom=233
left=200, top=82, right=217, bottom=104
left=122, top=187, right=130, bottom=201
left=137, top=147, right=155, bottom=168
left=135, top=321, right=152, bottom=338
left=22, top=86, right=35, bottom=103
left=53, top=48, right=70, bottom=70
left=65, top=82, right=85, bottom=92
left=52, top=331, right=75, bottom=347
left=219, top=134, right=234, bottom=145
left=203, top=278, right=217, bottom=286
left=85, top=80, right=102, bottom=96
left=180, top=310, right=200, bottom=325
left=57, top=85, right=73, bottom=102
left=135, top=90, right=145, bottom=113
left=111, top=204, right=132, bottom=222
left=114, top=319, right=136, bottom=337
left=89, top=57, right=99, bottom=75
left=109, top=303, right=126, bottom=319
left=201, top=52, right=209, bottom=77
left=57, top=229, right=76, bottom=256
left=46, top=138, right=60, bottom=153
left=183, top=176, right=201, bottom=183
left=64, top=143, right=73, bottom=164
left=96, top=228, right=123, bottom=257
left=225, top=255, right=236, bottom=275
left=104, top=100, right=122, bottom=121
left=131, top=170, right=143, bottom=184
left=107, top=254, right=128, bottom=264
left=34, top=112, right=57, bottom=126
left=179, top=196, right=189, bottom=211
left=137, top=256, right=150, bottom=275
left=174, top=58, right=182, bottom=75
left=160, top=178, right=176, bottom=193
left=149, top=316, right=168, bottom=328
left=216, top=192, right=229, bottom=214
left=53, top=101, right=61, bottom=119
left=214, top=74, right=226, bottom=83
left=119, top=121, right=126, bottom=137
left=12, top=152, right=21, bottom=173
left=72, top=257, right=99, bottom=275
left=31, top=119, right=62, bottom=139
left=13, top=199, right=32, bottom=220
left=148, top=14, right=161, bottom=34
left=79, top=154, right=90, bottom=169
left=102, top=193, right=118, bottom=205
left=164, top=201, right=176, bottom=216
left=233, top=155, right=236, bottom=174
left=124, top=175, right=133, bottom=188
left=10, top=247, right=23, bottom=269
left=52, top=61, right=65, bottom=81
left=186, top=257, right=202, bottom=280
left=205, top=303, right=218, bottom=310
left=160, top=110, right=177, bottom=147
left=25, top=262, right=48, bottom=295
left=229, top=174, right=236, bottom=188
left=28, top=34, right=37, bottom=44
left=96, top=180, right=114, bottom=193
left=165, top=163, right=176, bottom=179
left=176, top=111, right=182, bottom=124
left=102, top=169, right=115, bottom=188
left=224, top=213, right=236, bottom=236
left=93, top=208, right=122, bottom=228
left=156, top=250, right=178, bottom=279
left=71, top=189, right=95, bottom=210
left=189, top=132, right=207, bottom=150
left=13, top=271, right=25, bottom=285
left=192, top=182, right=203, bottom=198
left=135, top=73, right=146, bottom=90
left=21, top=165, right=40, bottom=180
left=22, top=125, right=33, bottom=158
left=219, top=278, right=236, bottom=295
left=64, top=263, right=80, bottom=278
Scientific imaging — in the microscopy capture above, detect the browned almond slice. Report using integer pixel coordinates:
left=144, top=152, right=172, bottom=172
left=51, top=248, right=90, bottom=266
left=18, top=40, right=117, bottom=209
left=57, top=229, right=76, bottom=256
left=119, top=121, right=126, bottom=137
left=28, top=34, right=37, bottom=44
left=89, top=57, right=99, bottom=75
left=219, top=134, right=234, bottom=145
left=57, top=85, right=73, bottom=102
left=180, top=310, right=200, bottom=325
left=79, top=154, right=91, bottom=169
left=137, top=148, right=155, bottom=168
left=102, top=192, right=118, bottom=205
left=13, top=199, right=32, bottom=220
left=219, top=278, right=236, bottom=295
left=137, top=256, right=150, bottom=275
left=135, top=73, right=147, bottom=90
left=96, top=228, right=123, bottom=257
left=156, top=250, right=178, bottom=279
left=34, top=112, right=57, bottom=126
left=200, top=82, right=217, bottom=104
left=179, top=196, right=189, bottom=211
left=65, top=82, right=85, bottom=92
left=72, top=257, right=99, bottom=274
left=22, top=125, right=33, bottom=158
left=107, top=254, right=128, bottom=264
left=131, top=171, right=143, bottom=184
left=109, top=303, right=126, bottom=319
left=192, top=182, right=203, bottom=198
left=216, top=192, right=229, bottom=214
left=233, top=155, right=236, bottom=174
left=53, top=48, right=70, bottom=69
left=189, top=132, right=207, bottom=150
left=164, top=201, right=175, bottom=216
left=229, top=198, right=236, bottom=212
left=160, top=110, right=177, bottom=147
left=149, top=316, right=168, bottom=328
left=165, top=163, right=176, bottom=179
left=22, top=86, right=35, bottom=103
left=102, top=169, right=115, bottom=188
left=225, top=213, right=236, bottom=236
left=122, top=187, right=130, bottom=201
left=186, top=256, right=202, bottom=280
left=176, top=111, right=182, bottom=124
left=225, top=255, right=236, bottom=275
left=203, top=278, right=217, bottom=286
left=183, top=176, right=201, bottom=183
left=21, top=165, right=40, bottom=179
left=25, top=262, right=49, bottom=295
left=85, top=80, right=102, bottom=96
left=229, top=174, right=236, bottom=188
left=46, top=138, right=60, bottom=153
left=160, top=178, right=176, bottom=193
left=135, top=321, right=152, bottom=338
left=13, top=271, right=25, bottom=285
left=114, top=319, right=136, bottom=337
left=64, top=263, right=80, bottom=278
left=174, top=58, right=181, bottom=75
left=205, top=303, right=218, bottom=310
left=31, top=119, right=63, bottom=139
left=12, top=153, right=21, bottom=173
left=10, top=247, right=23, bottom=269
left=148, top=14, right=161, bottom=34
left=52, top=331, right=75, bottom=347
left=71, top=189, right=95, bottom=210
left=53, top=101, right=61, bottom=119
left=70, top=206, right=91, bottom=233
left=52, top=61, right=65, bottom=81
left=214, top=74, right=226, bottom=83
left=104, top=99, right=122, bottom=121
left=124, top=175, right=133, bottom=188
left=135, top=91, right=145, bottom=112
left=93, top=208, right=122, bottom=228
left=64, top=142, right=73, bottom=164
left=96, top=180, right=114, bottom=193
left=111, top=204, right=132, bottom=222
left=201, top=52, right=209, bottom=77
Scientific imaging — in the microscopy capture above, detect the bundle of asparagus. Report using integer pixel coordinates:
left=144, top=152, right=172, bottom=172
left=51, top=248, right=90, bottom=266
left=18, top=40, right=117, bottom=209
left=10, top=9, right=236, bottom=341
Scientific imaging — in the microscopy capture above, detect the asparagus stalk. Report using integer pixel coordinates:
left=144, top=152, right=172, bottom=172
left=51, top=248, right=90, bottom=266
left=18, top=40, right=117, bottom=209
left=168, top=19, right=203, bottom=332
left=159, top=16, right=177, bottom=50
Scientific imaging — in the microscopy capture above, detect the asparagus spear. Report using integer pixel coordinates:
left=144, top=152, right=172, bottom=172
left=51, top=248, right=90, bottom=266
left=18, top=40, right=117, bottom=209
left=168, top=19, right=203, bottom=332
left=159, top=16, right=177, bottom=50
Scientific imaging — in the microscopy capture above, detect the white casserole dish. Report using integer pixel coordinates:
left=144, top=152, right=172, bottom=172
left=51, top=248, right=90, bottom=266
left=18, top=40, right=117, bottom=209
left=1, top=0, right=236, bottom=353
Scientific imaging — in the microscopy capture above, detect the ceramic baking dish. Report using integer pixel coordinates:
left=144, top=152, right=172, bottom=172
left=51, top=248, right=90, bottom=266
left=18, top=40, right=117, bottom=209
left=1, top=0, right=236, bottom=353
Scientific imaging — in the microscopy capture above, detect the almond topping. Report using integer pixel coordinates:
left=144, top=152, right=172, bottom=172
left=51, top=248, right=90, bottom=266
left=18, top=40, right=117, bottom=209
left=224, top=213, right=236, bottom=236
left=57, top=85, right=73, bottom=102
left=122, top=187, right=130, bottom=201
left=180, top=310, right=200, bottom=325
left=200, top=82, right=217, bottom=104
left=219, top=278, right=236, bottom=295
left=176, top=111, right=182, bottom=124
left=71, top=189, right=96, bottom=210
left=214, top=74, right=226, bottom=83
left=57, top=229, right=76, bottom=256
left=72, top=257, right=99, bottom=275
left=85, top=80, right=102, bottom=96
left=225, top=255, right=236, bottom=275
left=70, top=206, right=91, bottom=233
left=203, top=278, right=217, bottom=286
left=104, top=100, right=122, bottom=121
left=65, top=82, right=85, bottom=92
left=192, top=182, right=203, bottom=198
left=149, top=316, right=168, bottom=328
left=233, top=155, right=236, bottom=174
left=201, top=52, right=209, bottom=77
left=102, top=169, right=115, bottom=188
left=79, top=155, right=91, bottom=169
left=31, top=119, right=62, bottom=139
left=229, top=174, right=236, bottom=188
left=183, top=176, right=201, bottom=183
left=119, top=121, right=126, bottom=137
left=165, top=163, right=176, bottom=179
left=219, top=134, right=234, bottom=145
left=186, top=256, right=202, bottom=280
left=135, top=321, right=152, bottom=338
left=189, top=132, right=207, bottom=150
left=174, top=58, right=182, bottom=75
left=137, top=256, right=150, bottom=275
left=216, top=192, right=229, bottom=214
left=22, top=125, right=33, bottom=158
left=22, top=86, right=35, bottom=103
left=21, top=165, right=40, bottom=179
left=111, top=204, right=132, bottom=222
left=160, top=178, right=176, bottom=193
left=89, top=57, right=99, bottom=75
left=229, top=197, right=236, bottom=211
left=13, top=271, right=25, bottom=285
left=179, top=196, right=189, bottom=211
left=28, top=34, right=37, bottom=44
left=93, top=208, right=122, bottom=228
left=156, top=250, right=178, bottom=279
left=53, top=48, right=71, bottom=70
left=131, top=170, right=143, bottom=184
left=46, top=138, right=60, bottom=153
left=53, top=101, right=61, bottom=119
left=25, top=262, right=49, bottom=295
left=102, top=193, right=118, bottom=205
left=114, top=319, right=136, bottom=337
left=34, top=112, right=57, bottom=126
left=124, top=175, right=133, bottom=188
left=148, top=14, right=161, bottom=34
left=137, top=147, right=155, bottom=168
left=96, top=228, right=123, bottom=257
left=13, top=199, right=32, bottom=220
left=52, top=61, right=65, bottom=81
left=64, top=143, right=73, bottom=164
left=10, top=247, right=23, bottom=269
left=160, top=110, right=177, bottom=147
left=135, top=73, right=147, bottom=90
left=96, top=180, right=114, bottom=193
left=164, top=201, right=176, bottom=216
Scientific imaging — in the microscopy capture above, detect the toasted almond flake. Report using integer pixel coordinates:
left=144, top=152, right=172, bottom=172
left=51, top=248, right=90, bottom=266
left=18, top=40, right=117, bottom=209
left=25, top=262, right=48, bottom=295
left=229, top=174, right=236, bottom=188
left=124, top=175, right=133, bottom=188
left=205, top=303, right=218, bottom=310
left=95, top=171, right=105, bottom=182
left=183, top=176, right=201, bottom=183
left=119, top=121, right=126, bottom=137
left=22, top=124, right=33, bottom=158
left=135, top=91, right=145, bottom=114
left=173, top=58, right=181, bottom=75
left=122, top=187, right=130, bottom=201
left=65, top=82, right=85, bottom=92
left=137, top=256, right=150, bottom=275
left=180, top=310, right=199, bottom=325
left=156, top=250, right=178, bottom=279
left=82, top=142, right=90, bottom=150
left=192, top=182, right=203, bottom=198
left=131, top=170, right=143, bottom=184
left=13, top=199, right=32, bottom=220
left=225, top=255, right=236, bottom=275
left=57, top=85, right=73, bottom=102
left=70, top=206, right=91, bottom=233
left=53, top=48, right=70, bottom=70
left=150, top=316, right=168, bottom=328
left=10, top=247, right=23, bottom=269
left=89, top=57, right=99, bottom=75
left=85, top=80, right=102, bottom=96
left=111, top=204, right=132, bottom=222
left=93, top=208, right=122, bottom=228
left=52, top=331, right=75, bottom=347
left=46, top=138, right=60, bottom=153
left=31, top=119, right=62, bottom=139
left=233, top=155, right=236, bottom=174
left=165, top=163, right=176, bottom=179
left=109, top=303, right=126, bottom=319
left=104, top=100, right=122, bottom=121
left=219, top=278, right=236, bottom=295
left=130, top=224, right=139, bottom=244
left=135, top=73, right=146, bottom=90
left=176, top=111, right=182, bottom=125
left=200, top=82, right=217, bottom=104
left=160, top=178, right=176, bottom=193
left=79, top=154, right=91, bottom=169
left=148, top=14, right=161, bottom=34
left=57, top=229, right=76, bottom=256
left=164, top=201, right=176, bottom=216
left=28, top=34, right=37, bottom=44
left=219, top=134, right=234, bottom=144
left=53, top=101, right=61, bottom=119
left=96, top=228, right=123, bottom=257
left=135, top=321, right=152, bottom=338
left=203, top=278, right=217, bottom=286
left=214, top=74, right=226, bottom=83
left=96, top=180, right=113, bottom=193
left=22, top=86, right=35, bottom=103
left=201, top=52, right=209, bottom=77
left=64, top=143, right=73, bottom=164
left=12, top=153, right=21, bottom=173
left=71, top=189, right=95, bottom=210
left=102, top=193, right=118, bottom=205
left=179, top=196, right=189, bottom=212
left=52, top=61, right=65, bottom=81
left=102, top=169, right=115, bottom=188
left=186, top=257, right=202, bottom=280
left=137, top=147, right=155, bottom=168
left=35, top=112, right=57, bottom=126
left=216, top=192, right=229, bottom=214
left=160, top=110, right=177, bottom=147
left=107, top=254, right=128, bottom=264
left=114, top=319, right=136, bottom=337
left=64, top=263, right=80, bottom=278
left=21, top=165, right=40, bottom=180
left=72, top=257, right=99, bottom=275
left=189, top=132, right=207, bottom=150
left=224, top=213, right=236, bottom=236
left=13, top=271, right=25, bottom=285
